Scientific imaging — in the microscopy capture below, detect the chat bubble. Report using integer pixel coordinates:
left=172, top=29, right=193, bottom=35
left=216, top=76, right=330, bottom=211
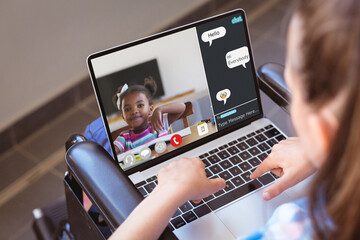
left=139, top=147, right=151, bottom=159
left=225, top=46, right=250, bottom=68
left=201, top=26, right=226, bottom=46
left=216, top=89, right=231, bottom=105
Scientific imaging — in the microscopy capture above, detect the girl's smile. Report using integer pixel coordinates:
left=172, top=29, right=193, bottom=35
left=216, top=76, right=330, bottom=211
left=121, top=92, right=153, bottom=133
left=130, top=115, right=142, bottom=121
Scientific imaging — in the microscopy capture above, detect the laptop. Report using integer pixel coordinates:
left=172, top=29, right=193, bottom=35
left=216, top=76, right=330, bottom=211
left=87, top=9, right=296, bottom=239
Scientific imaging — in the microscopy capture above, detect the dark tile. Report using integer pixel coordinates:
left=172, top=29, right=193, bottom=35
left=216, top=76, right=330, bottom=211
left=76, top=76, right=93, bottom=102
left=218, top=0, right=264, bottom=17
left=54, top=159, right=68, bottom=175
left=249, top=3, right=284, bottom=31
left=276, top=0, right=297, bottom=11
left=252, top=39, right=286, bottom=69
left=192, top=0, right=265, bottom=26
left=12, top=89, right=77, bottom=146
left=0, top=172, right=64, bottom=240
left=249, top=5, right=289, bottom=44
left=0, top=149, right=36, bottom=192
left=0, top=128, right=14, bottom=155
left=82, top=95, right=101, bottom=118
left=21, top=109, right=96, bottom=161
left=157, top=0, right=265, bottom=33
left=261, top=91, right=295, bottom=137
left=248, top=30, right=261, bottom=46
left=159, top=0, right=235, bottom=30
left=13, top=224, right=37, bottom=240
left=6, top=76, right=93, bottom=155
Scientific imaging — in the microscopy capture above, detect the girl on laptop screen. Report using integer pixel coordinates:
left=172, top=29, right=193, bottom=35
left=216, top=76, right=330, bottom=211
left=112, top=76, right=186, bottom=155
left=110, top=0, right=360, bottom=239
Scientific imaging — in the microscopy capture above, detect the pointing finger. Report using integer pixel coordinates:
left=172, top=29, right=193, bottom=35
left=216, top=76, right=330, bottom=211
left=208, top=178, right=226, bottom=194
left=250, top=154, right=280, bottom=179
left=262, top=174, right=292, bottom=201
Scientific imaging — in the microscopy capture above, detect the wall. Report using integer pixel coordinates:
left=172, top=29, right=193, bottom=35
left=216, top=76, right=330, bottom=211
left=91, top=28, right=208, bottom=100
left=0, top=0, right=208, bottom=132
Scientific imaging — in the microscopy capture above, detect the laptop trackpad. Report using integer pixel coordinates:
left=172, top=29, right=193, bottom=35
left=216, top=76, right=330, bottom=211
left=216, top=189, right=290, bottom=238
left=174, top=212, right=235, bottom=240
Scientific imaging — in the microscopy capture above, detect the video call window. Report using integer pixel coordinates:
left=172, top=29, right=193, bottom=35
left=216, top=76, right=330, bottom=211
left=90, top=12, right=260, bottom=170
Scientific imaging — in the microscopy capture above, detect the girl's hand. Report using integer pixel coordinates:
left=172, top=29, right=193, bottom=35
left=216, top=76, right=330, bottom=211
left=151, top=108, right=163, bottom=133
left=157, top=157, right=226, bottom=204
left=109, top=158, right=224, bottom=240
left=250, top=137, right=317, bottom=201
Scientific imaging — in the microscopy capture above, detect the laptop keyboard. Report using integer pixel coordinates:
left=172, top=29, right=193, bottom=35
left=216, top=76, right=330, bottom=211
left=134, top=124, right=286, bottom=231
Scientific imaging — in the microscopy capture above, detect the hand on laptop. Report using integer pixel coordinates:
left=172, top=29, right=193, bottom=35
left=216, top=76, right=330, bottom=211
left=157, top=157, right=226, bottom=204
left=110, top=158, right=225, bottom=240
left=250, top=137, right=317, bottom=201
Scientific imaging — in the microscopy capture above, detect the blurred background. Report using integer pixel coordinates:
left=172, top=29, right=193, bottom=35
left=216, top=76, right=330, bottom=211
left=0, top=0, right=294, bottom=239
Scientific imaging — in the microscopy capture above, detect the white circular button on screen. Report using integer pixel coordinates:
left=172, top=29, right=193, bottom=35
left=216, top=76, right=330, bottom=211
left=139, top=147, right=152, bottom=159
left=124, top=154, right=136, bottom=165
left=155, top=141, right=167, bottom=153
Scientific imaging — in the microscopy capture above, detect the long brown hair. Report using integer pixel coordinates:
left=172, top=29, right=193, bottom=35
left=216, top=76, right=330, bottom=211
left=295, top=0, right=360, bottom=239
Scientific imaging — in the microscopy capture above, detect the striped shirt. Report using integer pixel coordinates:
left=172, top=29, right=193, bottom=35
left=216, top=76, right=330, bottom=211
left=114, top=113, right=169, bottom=152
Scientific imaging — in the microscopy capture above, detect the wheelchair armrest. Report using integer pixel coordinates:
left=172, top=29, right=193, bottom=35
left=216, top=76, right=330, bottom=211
left=65, top=140, right=143, bottom=231
left=257, top=63, right=290, bottom=111
left=65, top=136, right=177, bottom=239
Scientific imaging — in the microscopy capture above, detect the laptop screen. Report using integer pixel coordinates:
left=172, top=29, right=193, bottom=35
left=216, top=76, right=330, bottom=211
left=87, top=9, right=262, bottom=173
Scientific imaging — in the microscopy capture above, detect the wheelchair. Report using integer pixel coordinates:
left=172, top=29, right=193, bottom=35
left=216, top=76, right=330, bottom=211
left=32, top=63, right=290, bottom=240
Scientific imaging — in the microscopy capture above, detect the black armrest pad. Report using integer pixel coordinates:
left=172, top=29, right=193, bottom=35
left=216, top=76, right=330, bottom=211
left=257, top=63, right=290, bottom=110
left=65, top=139, right=178, bottom=239
left=65, top=141, right=143, bottom=231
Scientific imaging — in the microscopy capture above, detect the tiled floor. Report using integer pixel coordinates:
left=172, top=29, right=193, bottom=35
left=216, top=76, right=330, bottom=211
left=0, top=0, right=295, bottom=239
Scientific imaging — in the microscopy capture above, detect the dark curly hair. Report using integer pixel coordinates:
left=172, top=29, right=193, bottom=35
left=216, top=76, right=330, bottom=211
left=112, top=76, right=157, bottom=114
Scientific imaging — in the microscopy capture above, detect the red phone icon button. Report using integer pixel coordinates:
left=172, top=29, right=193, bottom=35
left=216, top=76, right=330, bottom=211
left=170, top=134, right=182, bottom=147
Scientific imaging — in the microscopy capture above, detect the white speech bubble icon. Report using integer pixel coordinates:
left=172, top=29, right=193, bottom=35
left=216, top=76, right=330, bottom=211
left=225, top=46, right=250, bottom=69
left=201, top=26, right=226, bottom=46
left=139, top=147, right=151, bottom=159
left=216, top=89, right=231, bottom=105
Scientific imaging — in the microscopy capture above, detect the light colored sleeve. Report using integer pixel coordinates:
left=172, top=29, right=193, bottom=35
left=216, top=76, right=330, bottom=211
left=239, top=198, right=313, bottom=240
left=114, top=134, right=126, bottom=152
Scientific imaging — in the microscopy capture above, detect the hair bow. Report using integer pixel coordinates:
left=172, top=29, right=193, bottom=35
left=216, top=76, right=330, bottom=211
left=116, top=83, right=128, bottom=110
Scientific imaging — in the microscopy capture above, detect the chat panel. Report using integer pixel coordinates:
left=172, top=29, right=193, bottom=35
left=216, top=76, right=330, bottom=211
left=196, top=13, right=259, bottom=130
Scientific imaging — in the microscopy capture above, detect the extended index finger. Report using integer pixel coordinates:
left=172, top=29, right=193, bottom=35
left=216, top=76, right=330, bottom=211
left=250, top=155, right=280, bottom=179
